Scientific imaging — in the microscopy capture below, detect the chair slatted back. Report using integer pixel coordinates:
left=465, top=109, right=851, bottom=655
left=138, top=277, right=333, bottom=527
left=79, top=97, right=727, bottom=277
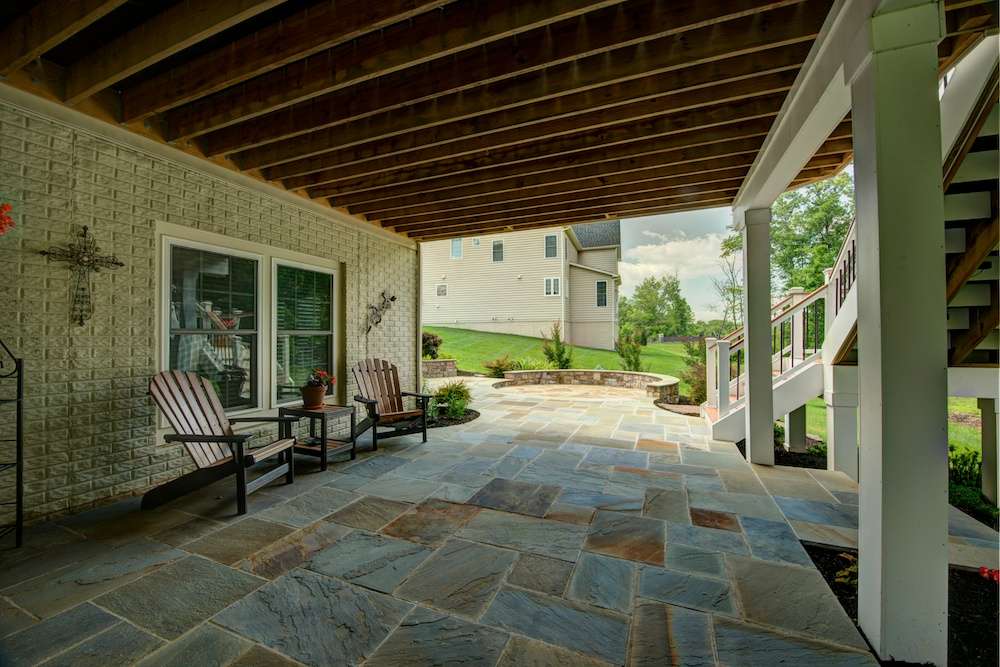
left=353, top=358, right=404, bottom=414
left=150, top=370, right=234, bottom=468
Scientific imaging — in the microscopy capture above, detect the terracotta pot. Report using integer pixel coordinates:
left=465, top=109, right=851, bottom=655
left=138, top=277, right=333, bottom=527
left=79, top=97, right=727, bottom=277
left=300, top=384, right=327, bottom=409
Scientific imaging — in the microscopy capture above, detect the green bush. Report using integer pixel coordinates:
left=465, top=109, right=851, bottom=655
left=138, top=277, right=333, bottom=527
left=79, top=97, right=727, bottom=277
left=541, top=322, right=573, bottom=369
left=949, top=481, right=999, bottom=529
left=422, top=331, right=442, bottom=359
left=949, top=445, right=981, bottom=488
left=510, top=357, right=550, bottom=371
left=616, top=334, right=643, bottom=372
left=679, top=339, right=706, bottom=404
left=434, top=380, right=471, bottom=419
left=806, top=442, right=828, bottom=458
left=483, top=354, right=515, bottom=378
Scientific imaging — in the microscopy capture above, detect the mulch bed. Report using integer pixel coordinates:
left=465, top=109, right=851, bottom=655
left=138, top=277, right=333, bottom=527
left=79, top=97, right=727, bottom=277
left=427, top=409, right=479, bottom=428
left=949, top=411, right=981, bottom=428
left=805, top=543, right=999, bottom=666
left=734, top=439, right=827, bottom=469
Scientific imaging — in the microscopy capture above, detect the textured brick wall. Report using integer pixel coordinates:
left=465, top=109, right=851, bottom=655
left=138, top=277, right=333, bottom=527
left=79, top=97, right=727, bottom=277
left=0, top=102, right=418, bottom=521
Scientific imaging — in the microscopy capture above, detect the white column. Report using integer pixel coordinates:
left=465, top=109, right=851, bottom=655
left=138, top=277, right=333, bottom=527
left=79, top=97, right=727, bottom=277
left=850, top=3, right=947, bottom=663
left=705, top=337, right=718, bottom=407
left=740, top=207, right=774, bottom=465
left=979, top=398, right=998, bottom=505
left=784, top=405, right=807, bottom=451
left=825, top=364, right=858, bottom=481
left=716, top=339, right=730, bottom=414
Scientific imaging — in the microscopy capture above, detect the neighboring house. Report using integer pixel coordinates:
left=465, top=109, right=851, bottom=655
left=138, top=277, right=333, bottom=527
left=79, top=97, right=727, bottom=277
left=421, top=221, right=621, bottom=350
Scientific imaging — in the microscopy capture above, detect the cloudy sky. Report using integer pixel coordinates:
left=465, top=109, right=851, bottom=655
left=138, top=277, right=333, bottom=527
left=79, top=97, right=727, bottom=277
left=618, top=206, right=733, bottom=321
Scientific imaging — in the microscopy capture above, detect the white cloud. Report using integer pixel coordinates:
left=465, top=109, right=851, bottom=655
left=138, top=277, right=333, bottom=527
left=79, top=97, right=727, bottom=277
left=619, top=233, right=726, bottom=293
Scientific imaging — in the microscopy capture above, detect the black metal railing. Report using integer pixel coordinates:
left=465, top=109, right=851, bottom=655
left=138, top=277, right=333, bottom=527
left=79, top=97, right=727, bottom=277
left=0, top=338, right=23, bottom=548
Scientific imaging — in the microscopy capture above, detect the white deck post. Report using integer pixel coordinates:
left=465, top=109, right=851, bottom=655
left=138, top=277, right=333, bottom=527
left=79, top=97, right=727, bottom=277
left=979, top=398, right=998, bottom=504
left=784, top=406, right=807, bottom=451
left=705, top=338, right=718, bottom=407
left=825, top=364, right=858, bottom=481
left=740, top=207, right=774, bottom=465
left=716, top=339, right=731, bottom=414
left=850, top=2, right=948, bottom=663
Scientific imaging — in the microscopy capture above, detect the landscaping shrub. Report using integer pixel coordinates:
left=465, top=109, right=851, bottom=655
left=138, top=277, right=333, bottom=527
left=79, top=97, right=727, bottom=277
left=949, top=445, right=982, bottom=488
left=948, top=445, right=999, bottom=529
left=434, top=380, right=472, bottom=419
left=510, top=357, right=550, bottom=370
left=483, top=354, right=516, bottom=378
left=541, top=322, right=573, bottom=369
left=616, top=333, right=644, bottom=371
left=422, top=331, right=442, bottom=359
left=679, top=339, right=707, bottom=404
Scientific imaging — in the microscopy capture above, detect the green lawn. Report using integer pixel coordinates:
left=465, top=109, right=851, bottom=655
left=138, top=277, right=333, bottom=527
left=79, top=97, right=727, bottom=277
left=424, top=326, right=690, bottom=389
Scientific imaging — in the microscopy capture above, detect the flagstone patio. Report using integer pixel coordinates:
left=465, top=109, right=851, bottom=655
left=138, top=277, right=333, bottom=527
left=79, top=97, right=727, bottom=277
left=0, top=378, right=995, bottom=665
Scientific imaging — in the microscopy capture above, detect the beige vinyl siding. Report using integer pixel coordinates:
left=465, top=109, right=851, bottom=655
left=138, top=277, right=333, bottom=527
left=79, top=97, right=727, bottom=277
left=568, top=264, right=617, bottom=350
left=577, top=247, right=619, bottom=274
left=566, top=236, right=579, bottom=263
left=421, top=228, right=564, bottom=337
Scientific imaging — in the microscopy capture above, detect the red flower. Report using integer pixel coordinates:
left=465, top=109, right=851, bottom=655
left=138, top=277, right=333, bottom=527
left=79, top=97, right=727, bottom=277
left=0, top=202, right=13, bottom=236
left=980, top=567, right=1000, bottom=584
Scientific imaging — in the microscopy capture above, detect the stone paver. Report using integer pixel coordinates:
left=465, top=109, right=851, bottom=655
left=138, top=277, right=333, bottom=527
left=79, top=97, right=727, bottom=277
left=215, top=568, right=411, bottom=666
left=0, top=377, right=952, bottom=666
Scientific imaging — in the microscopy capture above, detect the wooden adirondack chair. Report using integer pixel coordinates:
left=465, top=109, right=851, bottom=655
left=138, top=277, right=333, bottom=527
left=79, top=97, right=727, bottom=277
left=352, top=359, right=431, bottom=450
left=146, top=370, right=299, bottom=515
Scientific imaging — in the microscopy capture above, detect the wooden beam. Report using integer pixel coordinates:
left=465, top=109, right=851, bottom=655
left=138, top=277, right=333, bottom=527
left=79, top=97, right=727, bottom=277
left=411, top=193, right=736, bottom=239
left=364, top=156, right=757, bottom=219
left=340, top=133, right=766, bottom=214
left=947, top=212, right=1000, bottom=303
left=275, top=68, right=799, bottom=190
left=64, top=0, right=286, bottom=105
left=188, top=0, right=826, bottom=154
left=245, top=41, right=812, bottom=174
left=950, top=284, right=1000, bottom=365
left=393, top=184, right=743, bottom=234
left=381, top=169, right=751, bottom=227
left=166, top=0, right=641, bottom=142
left=121, top=1, right=450, bottom=121
left=0, top=0, right=127, bottom=76
left=313, top=93, right=785, bottom=200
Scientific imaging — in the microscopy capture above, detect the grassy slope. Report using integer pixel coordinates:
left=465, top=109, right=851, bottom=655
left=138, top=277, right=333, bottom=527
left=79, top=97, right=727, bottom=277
left=424, top=326, right=690, bottom=389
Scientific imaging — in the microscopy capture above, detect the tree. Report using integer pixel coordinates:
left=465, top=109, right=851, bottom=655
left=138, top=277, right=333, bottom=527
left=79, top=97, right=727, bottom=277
left=541, top=321, right=573, bottom=369
left=721, top=171, right=854, bottom=293
left=661, top=272, right=694, bottom=336
left=629, top=276, right=668, bottom=343
left=711, top=253, right=743, bottom=330
left=616, top=332, right=644, bottom=371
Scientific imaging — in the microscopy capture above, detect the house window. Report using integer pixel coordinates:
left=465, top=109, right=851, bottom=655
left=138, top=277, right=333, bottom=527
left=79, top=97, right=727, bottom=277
left=492, top=240, right=504, bottom=262
left=596, top=280, right=608, bottom=307
left=274, top=263, right=334, bottom=405
left=450, top=238, right=462, bottom=258
left=544, top=234, right=557, bottom=258
left=168, top=244, right=259, bottom=411
left=544, top=277, right=560, bottom=296
left=437, top=284, right=448, bottom=297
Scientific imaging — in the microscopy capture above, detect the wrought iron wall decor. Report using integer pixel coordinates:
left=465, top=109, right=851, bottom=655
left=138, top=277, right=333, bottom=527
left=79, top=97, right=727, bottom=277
left=0, top=337, right=23, bottom=547
left=40, top=226, right=124, bottom=326
left=366, top=291, right=397, bottom=333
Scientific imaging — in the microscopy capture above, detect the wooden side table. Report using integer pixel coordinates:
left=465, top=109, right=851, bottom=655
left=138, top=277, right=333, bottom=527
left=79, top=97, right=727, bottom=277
left=278, top=403, right=356, bottom=471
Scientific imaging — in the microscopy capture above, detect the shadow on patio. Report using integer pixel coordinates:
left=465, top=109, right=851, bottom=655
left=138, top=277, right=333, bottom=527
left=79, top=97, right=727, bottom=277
left=2, top=378, right=962, bottom=665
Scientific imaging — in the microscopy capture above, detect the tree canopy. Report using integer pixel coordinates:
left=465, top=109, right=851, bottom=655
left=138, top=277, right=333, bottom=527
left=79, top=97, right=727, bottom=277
left=618, top=272, right=694, bottom=342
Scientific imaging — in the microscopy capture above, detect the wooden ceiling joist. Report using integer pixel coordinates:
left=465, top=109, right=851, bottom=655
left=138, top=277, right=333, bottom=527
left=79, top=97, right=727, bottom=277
left=3, top=0, right=990, bottom=240
left=120, top=0, right=454, bottom=121
left=274, top=68, right=800, bottom=190
left=0, top=0, right=127, bottom=77
left=64, top=0, right=287, bottom=106
left=186, top=0, right=824, bottom=155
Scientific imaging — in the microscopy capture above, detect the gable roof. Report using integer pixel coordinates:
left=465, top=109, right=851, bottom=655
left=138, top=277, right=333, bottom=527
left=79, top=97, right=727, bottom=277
left=571, top=220, right=620, bottom=249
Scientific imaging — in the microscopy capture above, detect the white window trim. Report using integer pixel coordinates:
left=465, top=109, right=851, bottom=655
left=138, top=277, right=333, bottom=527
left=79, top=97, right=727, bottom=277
left=161, top=236, right=265, bottom=417
left=271, top=258, right=337, bottom=409
left=544, top=277, right=560, bottom=296
left=492, top=240, right=504, bottom=263
left=544, top=234, right=558, bottom=259
left=436, top=283, right=448, bottom=297
left=450, top=238, right=463, bottom=259
left=158, top=223, right=342, bottom=422
left=596, top=280, right=609, bottom=308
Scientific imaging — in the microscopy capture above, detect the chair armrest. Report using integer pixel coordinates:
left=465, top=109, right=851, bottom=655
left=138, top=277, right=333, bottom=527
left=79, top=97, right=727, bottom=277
left=354, top=395, right=379, bottom=419
left=229, top=416, right=300, bottom=425
left=164, top=433, right=251, bottom=444
left=401, top=391, right=434, bottom=399
left=354, top=395, right=378, bottom=406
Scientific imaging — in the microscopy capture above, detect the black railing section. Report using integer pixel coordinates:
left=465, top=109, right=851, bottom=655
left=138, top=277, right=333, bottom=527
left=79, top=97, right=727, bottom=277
left=0, top=338, right=23, bottom=548
left=834, top=236, right=856, bottom=314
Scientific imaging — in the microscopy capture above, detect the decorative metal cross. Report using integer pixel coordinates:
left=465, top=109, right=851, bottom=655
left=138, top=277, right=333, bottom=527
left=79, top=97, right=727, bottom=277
left=366, top=291, right=397, bottom=333
left=40, top=226, right=124, bottom=326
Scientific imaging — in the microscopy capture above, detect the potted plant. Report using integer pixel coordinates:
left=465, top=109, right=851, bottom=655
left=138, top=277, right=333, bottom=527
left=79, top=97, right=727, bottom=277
left=301, top=369, right=335, bottom=409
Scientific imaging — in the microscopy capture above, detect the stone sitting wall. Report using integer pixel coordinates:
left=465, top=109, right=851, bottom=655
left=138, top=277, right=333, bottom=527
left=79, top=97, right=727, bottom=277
left=496, top=370, right=680, bottom=403
left=421, top=359, right=458, bottom=378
